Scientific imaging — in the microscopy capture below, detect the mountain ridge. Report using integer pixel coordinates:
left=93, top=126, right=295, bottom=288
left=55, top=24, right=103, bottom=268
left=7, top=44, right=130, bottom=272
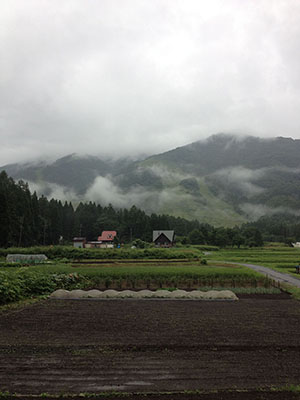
left=2, top=133, right=300, bottom=226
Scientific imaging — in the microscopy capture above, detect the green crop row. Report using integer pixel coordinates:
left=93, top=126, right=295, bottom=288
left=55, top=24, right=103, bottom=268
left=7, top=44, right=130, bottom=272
left=7, top=263, right=263, bottom=279
left=0, top=246, right=200, bottom=261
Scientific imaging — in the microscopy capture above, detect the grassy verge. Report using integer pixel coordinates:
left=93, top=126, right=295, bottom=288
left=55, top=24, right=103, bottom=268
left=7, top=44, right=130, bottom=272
left=280, top=283, right=300, bottom=300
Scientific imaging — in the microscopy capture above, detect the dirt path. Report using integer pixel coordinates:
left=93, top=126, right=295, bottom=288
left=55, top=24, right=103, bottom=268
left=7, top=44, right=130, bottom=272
left=237, top=262, right=300, bottom=288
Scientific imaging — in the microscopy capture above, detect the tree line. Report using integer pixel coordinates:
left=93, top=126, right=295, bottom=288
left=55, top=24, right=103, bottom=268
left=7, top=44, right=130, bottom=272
left=0, top=171, right=266, bottom=248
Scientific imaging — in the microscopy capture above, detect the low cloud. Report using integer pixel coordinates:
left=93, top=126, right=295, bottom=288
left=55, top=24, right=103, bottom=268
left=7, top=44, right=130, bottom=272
left=213, top=166, right=266, bottom=196
left=85, top=174, right=192, bottom=214
left=147, top=164, right=189, bottom=184
left=27, top=181, right=77, bottom=203
left=85, top=175, right=152, bottom=209
left=241, top=203, right=300, bottom=220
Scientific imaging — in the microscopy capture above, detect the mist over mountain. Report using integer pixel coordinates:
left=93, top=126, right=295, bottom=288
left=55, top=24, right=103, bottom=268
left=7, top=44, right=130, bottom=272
left=2, top=134, right=300, bottom=227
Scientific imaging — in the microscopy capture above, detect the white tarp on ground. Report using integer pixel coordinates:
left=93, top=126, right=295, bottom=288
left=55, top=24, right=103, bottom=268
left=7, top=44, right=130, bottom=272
left=6, top=254, right=48, bottom=263
left=50, top=289, right=238, bottom=300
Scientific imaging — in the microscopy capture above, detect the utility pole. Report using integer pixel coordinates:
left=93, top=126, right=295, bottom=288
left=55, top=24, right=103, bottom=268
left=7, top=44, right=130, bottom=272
left=43, top=219, right=47, bottom=246
left=18, top=216, right=24, bottom=247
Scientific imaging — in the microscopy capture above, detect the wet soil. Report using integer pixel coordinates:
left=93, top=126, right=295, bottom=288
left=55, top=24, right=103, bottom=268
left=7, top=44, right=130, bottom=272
left=0, top=295, right=300, bottom=399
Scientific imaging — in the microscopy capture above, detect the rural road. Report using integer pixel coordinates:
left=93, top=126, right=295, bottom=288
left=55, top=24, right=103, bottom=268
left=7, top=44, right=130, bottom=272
left=238, top=262, right=300, bottom=288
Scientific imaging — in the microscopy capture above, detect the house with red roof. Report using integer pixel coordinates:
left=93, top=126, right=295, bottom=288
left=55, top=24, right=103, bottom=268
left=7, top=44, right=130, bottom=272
left=84, top=231, right=117, bottom=249
left=97, top=231, right=117, bottom=243
left=74, top=231, right=117, bottom=249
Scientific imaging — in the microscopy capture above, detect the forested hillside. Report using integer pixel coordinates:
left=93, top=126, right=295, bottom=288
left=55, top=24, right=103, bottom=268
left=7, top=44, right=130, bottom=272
left=0, top=171, right=268, bottom=248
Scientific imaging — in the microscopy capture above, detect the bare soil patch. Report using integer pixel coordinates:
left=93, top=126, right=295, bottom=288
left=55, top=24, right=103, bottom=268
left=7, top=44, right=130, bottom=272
left=0, top=295, right=300, bottom=399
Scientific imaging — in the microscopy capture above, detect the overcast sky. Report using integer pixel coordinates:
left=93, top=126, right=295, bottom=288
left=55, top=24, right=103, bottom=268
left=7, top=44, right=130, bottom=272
left=1, top=0, right=300, bottom=165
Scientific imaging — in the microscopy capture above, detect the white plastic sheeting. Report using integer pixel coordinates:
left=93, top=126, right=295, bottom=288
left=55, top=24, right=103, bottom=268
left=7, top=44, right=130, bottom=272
left=50, top=289, right=238, bottom=300
left=6, top=254, right=48, bottom=263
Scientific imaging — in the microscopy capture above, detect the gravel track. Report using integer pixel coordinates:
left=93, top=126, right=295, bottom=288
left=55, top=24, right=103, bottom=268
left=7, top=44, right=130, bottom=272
left=237, top=262, right=300, bottom=288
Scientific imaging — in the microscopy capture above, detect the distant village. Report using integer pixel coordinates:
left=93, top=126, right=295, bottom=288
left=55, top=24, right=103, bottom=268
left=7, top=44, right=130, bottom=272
left=73, top=230, right=176, bottom=248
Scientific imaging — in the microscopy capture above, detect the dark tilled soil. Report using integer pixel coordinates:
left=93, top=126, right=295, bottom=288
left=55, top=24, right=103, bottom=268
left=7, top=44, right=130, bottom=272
left=2, top=392, right=300, bottom=400
left=0, top=295, right=300, bottom=399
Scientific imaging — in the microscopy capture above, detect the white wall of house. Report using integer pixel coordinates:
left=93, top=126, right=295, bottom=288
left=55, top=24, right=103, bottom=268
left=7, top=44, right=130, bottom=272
left=73, top=242, right=84, bottom=248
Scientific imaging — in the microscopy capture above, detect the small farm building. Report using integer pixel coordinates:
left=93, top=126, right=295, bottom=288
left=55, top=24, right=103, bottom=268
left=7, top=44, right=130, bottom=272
left=73, top=237, right=86, bottom=248
left=153, top=230, right=175, bottom=247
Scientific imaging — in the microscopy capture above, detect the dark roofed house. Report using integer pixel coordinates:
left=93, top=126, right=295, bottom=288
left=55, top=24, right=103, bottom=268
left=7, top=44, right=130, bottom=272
left=153, top=230, right=175, bottom=247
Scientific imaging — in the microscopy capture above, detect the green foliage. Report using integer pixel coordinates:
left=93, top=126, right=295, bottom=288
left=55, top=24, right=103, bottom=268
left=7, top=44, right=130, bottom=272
left=0, top=272, right=23, bottom=303
left=0, top=391, right=11, bottom=399
left=281, top=284, right=300, bottom=300
left=131, top=239, right=150, bottom=249
left=0, top=269, right=88, bottom=304
left=0, top=246, right=200, bottom=260
left=0, top=262, right=23, bottom=268
left=188, top=229, right=205, bottom=245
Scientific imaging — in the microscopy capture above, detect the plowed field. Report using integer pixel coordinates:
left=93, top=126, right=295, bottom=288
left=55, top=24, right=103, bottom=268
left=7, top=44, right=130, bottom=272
left=0, top=295, right=300, bottom=400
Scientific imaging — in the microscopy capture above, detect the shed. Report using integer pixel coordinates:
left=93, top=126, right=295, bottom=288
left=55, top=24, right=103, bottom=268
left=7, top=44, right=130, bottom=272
left=73, top=237, right=87, bottom=248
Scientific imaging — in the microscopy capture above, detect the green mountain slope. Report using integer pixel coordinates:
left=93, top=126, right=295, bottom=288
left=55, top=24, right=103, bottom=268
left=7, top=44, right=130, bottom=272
left=2, top=134, right=300, bottom=226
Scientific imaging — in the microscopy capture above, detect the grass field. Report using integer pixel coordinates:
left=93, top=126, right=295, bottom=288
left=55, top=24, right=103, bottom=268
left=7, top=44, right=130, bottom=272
left=204, top=246, right=300, bottom=275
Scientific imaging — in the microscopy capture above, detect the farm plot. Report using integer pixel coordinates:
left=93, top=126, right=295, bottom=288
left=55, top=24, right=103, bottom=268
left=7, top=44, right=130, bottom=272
left=0, top=296, right=300, bottom=400
left=0, top=263, right=277, bottom=305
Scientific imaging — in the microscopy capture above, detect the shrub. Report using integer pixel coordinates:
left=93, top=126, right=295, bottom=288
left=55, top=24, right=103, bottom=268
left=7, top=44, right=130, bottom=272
left=0, top=270, right=89, bottom=304
left=0, top=262, right=23, bottom=268
left=0, top=246, right=200, bottom=261
left=0, top=272, right=23, bottom=304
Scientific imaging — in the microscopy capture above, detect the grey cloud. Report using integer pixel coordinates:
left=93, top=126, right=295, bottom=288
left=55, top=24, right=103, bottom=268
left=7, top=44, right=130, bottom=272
left=241, top=203, right=300, bottom=220
left=147, top=165, right=189, bottom=184
left=85, top=174, right=192, bottom=213
left=27, top=181, right=77, bottom=203
left=1, top=1, right=300, bottom=165
left=85, top=176, right=151, bottom=209
left=213, top=167, right=266, bottom=197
